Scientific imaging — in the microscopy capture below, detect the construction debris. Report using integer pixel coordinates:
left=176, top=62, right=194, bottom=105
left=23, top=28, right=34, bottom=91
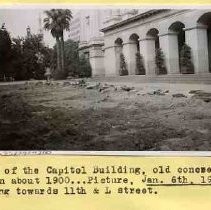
left=191, top=91, right=211, bottom=103
left=189, top=90, right=202, bottom=94
left=172, top=93, right=187, bottom=98
left=86, top=83, right=100, bottom=89
left=147, top=89, right=169, bottom=96
left=121, top=85, right=135, bottom=92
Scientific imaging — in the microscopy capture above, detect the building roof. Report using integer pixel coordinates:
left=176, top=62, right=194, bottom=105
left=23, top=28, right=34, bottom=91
left=101, top=9, right=170, bottom=33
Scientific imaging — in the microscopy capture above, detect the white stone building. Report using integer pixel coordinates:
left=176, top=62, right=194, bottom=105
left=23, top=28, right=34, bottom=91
left=71, top=9, right=211, bottom=77
left=69, top=12, right=81, bottom=42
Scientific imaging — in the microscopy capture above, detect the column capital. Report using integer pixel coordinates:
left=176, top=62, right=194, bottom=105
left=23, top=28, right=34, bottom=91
left=183, top=25, right=208, bottom=31
left=123, top=41, right=136, bottom=45
left=159, top=32, right=178, bottom=37
left=185, top=24, right=209, bottom=74
left=138, top=37, right=155, bottom=42
left=104, top=45, right=121, bottom=50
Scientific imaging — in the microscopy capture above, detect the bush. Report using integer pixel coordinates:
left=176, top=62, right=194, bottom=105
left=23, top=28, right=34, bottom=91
left=53, top=39, right=92, bottom=79
left=78, top=55, right=92, bottom=78
left=180, top=44, right=194, bottom=74
left=155, top=48, right=167, bottom=75
left=0, top=32, right=55, bottom=81
left=135, top=52, right=145, bottom=75
left=119, top=53, right=128, bottom=76
left=53, top=69, right=68, bottom=80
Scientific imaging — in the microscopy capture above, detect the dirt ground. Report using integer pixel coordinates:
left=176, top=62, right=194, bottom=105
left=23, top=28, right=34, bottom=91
left=0, top=79, right=211, bottom=151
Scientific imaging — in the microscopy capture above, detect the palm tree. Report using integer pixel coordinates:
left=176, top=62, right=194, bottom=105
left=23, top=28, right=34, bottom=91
left=43, top=9, right=72, bottom=74
left=58, top=9, right=72, bottom=71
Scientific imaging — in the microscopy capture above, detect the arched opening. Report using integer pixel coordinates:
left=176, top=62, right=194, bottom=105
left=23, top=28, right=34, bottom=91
left=114, top=38, right=126, bottom=75
left=146, top=28, right=160, bottom=50
left=145, top=28, right=162, bottom=75
left=128, top=33, right=144, bottom=75
left=129, top=33, right=140, bottom=52
left=115, top=38, right=123, bottom=46
left=197, top=12, right=211, bottom=72
left=168, top=22, right=186, bottom=73
left=169, top=22, right=185, bottom=51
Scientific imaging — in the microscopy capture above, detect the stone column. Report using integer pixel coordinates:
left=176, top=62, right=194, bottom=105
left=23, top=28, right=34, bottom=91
left=114, top=45, right=123, bottom=75
left=139, top=38, right=156, bottom=75
left=208, top=30, right=211, bottom=71
left=185, top=25, right=209, bottom=74
left=89, top=46, right=104, bottom=77
left=159, top=32, right=180, bottom=74
left=123, top=42, right=137, bottom=75
left=104, top=46, right=118, bottom=76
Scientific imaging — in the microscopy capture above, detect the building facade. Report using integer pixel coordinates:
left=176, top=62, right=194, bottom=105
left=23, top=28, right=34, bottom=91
left=69, top=12, right=81, bottom=42
left=72, top=9, right=211, bottom=77
left=69, top=9, right=110, bottom=76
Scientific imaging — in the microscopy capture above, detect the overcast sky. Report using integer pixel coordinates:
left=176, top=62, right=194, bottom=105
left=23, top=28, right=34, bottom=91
left=0, top=8, right=71, bottom=47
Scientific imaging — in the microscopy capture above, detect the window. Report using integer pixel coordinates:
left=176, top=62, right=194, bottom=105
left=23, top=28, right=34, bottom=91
left=85, top=16, right=90, bottom=25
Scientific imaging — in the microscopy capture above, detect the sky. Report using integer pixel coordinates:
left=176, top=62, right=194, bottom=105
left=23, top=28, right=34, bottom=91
left=0, top=8, right=72, bottom=47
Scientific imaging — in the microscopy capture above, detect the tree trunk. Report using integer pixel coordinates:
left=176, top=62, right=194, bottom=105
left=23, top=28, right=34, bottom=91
left=56, top=37, right=61, bottom=72
left=60, top=34, right=65, bottom=72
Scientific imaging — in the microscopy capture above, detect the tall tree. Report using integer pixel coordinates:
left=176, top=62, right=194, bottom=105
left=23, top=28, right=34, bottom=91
left=59, top=9, right=72, bottom=71
left=135, top=52, right=145, bottom=75
left=43, top=9, right=72, bottom=76
left=11, top=34, right=53, bottom=80
left=0, top=24, right=12, bottom=78
left=119, top=53, right=128, bottom=76
left=155, top=48, right=167, bottom=75
left=180, top=44, right=194, bottom=74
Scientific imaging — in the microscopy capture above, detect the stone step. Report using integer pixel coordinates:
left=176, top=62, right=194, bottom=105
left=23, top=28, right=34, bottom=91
left=92, top=73, right=211, bottom=84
